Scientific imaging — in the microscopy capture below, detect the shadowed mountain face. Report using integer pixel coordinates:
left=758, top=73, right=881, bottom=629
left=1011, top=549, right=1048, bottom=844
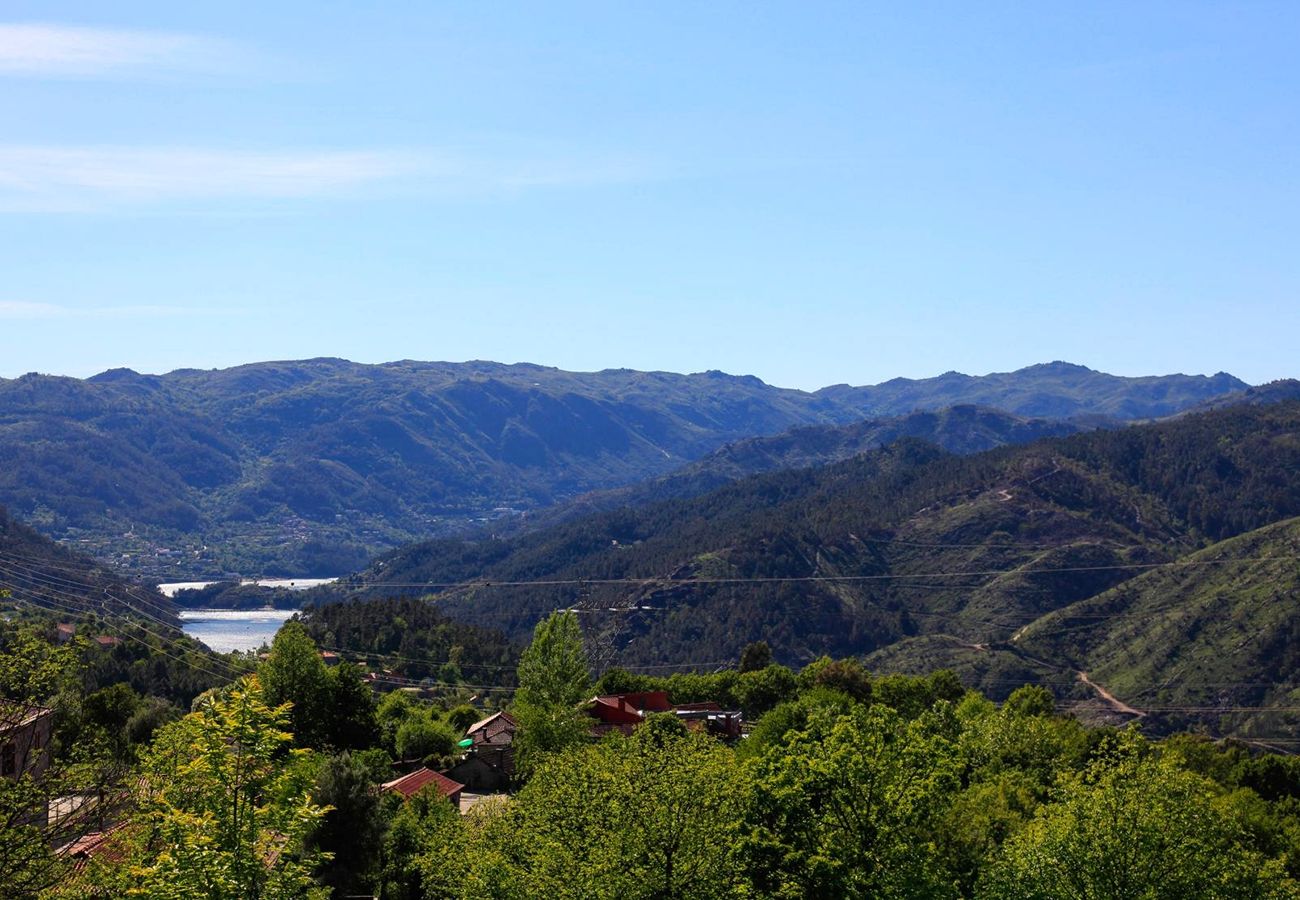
left=0, top=358, right=1245, bottom=575
left=0, top=503, right=176, bottom=625
left=323, top=401, right=1300, bottom=738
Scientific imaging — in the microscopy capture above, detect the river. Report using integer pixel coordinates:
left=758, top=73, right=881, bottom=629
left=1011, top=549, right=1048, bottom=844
left=178, top=608, right=296, bottom=653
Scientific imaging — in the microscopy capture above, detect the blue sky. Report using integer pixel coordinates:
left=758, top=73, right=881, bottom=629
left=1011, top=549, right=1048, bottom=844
left=2, top=2, right=1297, bottom=389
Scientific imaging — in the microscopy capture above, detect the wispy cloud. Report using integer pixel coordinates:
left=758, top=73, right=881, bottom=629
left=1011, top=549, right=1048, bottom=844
left=0, top=301, right=235, bottom=320
left=0, top=146, right=424, bottom=210
left=0, top=144, right=659, bottom=212
left=0, top=22, right=247, bottom=78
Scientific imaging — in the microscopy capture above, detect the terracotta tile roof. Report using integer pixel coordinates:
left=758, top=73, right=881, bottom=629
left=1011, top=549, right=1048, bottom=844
left=59, top=822, right=132, bottom=877
left=381, top=767, right=463, bottom=800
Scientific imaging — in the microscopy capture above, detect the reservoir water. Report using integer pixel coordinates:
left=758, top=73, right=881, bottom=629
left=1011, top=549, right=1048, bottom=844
left=179, top=609, right=296, bottom=653
left=158, top=577, right=337, bottom=598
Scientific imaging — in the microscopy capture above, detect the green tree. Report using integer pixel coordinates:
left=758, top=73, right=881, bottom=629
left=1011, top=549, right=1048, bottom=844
left=327, top=661, right=378, bottom=751
left=113, top=676, right=328, bottom=899
left=734, top=663, right=797, bottom=719
left=396, top=714, right=459, bottom=764
left=512, top=611, right=592, bottom=775
left=310, top=752, right=389, bottom=897
left=447, top=704, right=481, bottom=733
left=1002, top=684, right=1054, bottom=718
left=980, top=732, right=1300, bottom=900
left=381, top=786, right=469, bottom=900
left=796, top=656, right=872, bottom=703
left=260, top=620, right=331, bottom=749
left=738, top=641, right=773, bottom=673
left=741, top=702, right=962, bottom=899
left=377, top=689, right=416, bottom=756
left=463, top=724, right=746, bottom=898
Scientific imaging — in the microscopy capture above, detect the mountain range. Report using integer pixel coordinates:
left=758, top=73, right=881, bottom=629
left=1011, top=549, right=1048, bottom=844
left=0, top=358, right=1246, bottom=576
left=321, top=399, right=1300, bottom=738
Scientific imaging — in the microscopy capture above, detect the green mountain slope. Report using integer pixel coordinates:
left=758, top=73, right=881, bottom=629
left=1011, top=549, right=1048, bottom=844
left=0, top=359, right=1243, bottom=576
left=1013, top=516, right=1300, bottom=739
left=536, top=404, right=1090, bottom=529
left=328, top=402, right=1300, bottom=696
left=0, top=503, right=178, bottom=626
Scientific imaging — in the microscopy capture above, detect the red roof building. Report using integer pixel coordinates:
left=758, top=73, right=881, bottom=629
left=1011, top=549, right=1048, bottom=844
left=586, top=692, right=742, bottom=739
left=381, top=767, right=463, bottom=805
left=587, top=691, right=672, bottom=727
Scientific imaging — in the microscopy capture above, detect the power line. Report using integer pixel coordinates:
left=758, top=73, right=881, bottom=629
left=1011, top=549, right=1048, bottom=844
left=0, top=549, right=182, bottom=619
left=327, top=553, right=1300, bottom=592
left=2, top=589, right=245, bottom=684
left=0, top=563, right=248, bottom=681
left=0, top=559, right=209, bottom=647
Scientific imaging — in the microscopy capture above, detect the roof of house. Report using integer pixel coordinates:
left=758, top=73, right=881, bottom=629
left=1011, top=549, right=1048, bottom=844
left=60, top=822, right=129, bottom=860
left=381, top=767, right=464, bottom=800
left=93, top=635, right=122, bottom=647
left=466, top=710, right=517, bottom=736
left=58, top=822, right=132, bottom=878
left=587, top=691, right=673, bottom=725
left=0, top=701, right=53, bottom=732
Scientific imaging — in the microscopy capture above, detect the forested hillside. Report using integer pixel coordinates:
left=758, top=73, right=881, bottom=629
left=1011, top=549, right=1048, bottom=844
left=0, top=359, right=1243, bottom=575
left=328, top=401, right=1300, bottom=737
left=546, top=404, right=1088, bottom=525
left=0, top=503, right=178, bottom=627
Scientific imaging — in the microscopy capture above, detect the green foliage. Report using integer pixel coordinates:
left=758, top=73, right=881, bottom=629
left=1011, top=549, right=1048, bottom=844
left=447, top=704, right=481, bottom=733
left=259, top=620, right=332, bottom=749
left=1002, top=684, right=1054, bottom=718
left=980, top=732, right=1300, bottom=899
left=741, top=702, right=963, bottom=899
left=259, top=620, right=379, bottom=751
left=327, top=661, right=379, bottom=751
left=461, top=725, right=747, bottom=898
left=738, top=640, right=772, bottom=673
left=874, top=670, right=965, bottom=719
left=512, top=611, right=593, bottom=775
left=381, top=787, right=469, bottom=900
left=797, top=655, right=872, bottom=703
left=734, top=663, right=798, bottom=719
left=310, top=752, right=389, bottom=896
left=515, top=611, right=590, bottom=710
left=395, top=715, right=459, bottom=764
left=377, top=690, right=417, bottom=755
left=115, top=676, right=329, bottom=899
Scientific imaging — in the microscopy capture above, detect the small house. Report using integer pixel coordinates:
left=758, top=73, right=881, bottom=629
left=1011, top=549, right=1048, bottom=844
left=466, top=710, right=518, bottom=748
left=446, top=711, right=518, bottom=790
left=1, top=703, right=53, bottom=781
left=381, top=767, right=464, bottom=806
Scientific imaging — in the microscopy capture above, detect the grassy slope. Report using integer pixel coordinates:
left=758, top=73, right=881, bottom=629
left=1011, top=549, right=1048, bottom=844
left=1014, top=516, right=1300, bottom=737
